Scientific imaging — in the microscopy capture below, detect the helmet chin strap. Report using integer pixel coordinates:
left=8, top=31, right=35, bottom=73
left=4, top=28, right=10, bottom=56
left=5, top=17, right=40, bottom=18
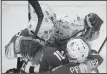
left=69, top=57, right=87, bottom=63
left=66, top=53, right=77, bottom=63
left=66, top=51, right=87, bottom=63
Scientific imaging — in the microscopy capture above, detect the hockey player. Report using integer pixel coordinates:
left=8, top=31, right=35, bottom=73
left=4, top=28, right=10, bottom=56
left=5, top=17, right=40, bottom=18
left=5, top=13, right=103, bottom=73
left=5, top=1, right=56, bottom=73
left=5, top=0, right=57, bottom=58
left=5, top=35, right=103, bottom=73
left=44, top=13, right=103, bottom=53
left=39, top=13, right=103, bottom=72
left=41, top=38, right=103, bottom=73
left=5, top=1, right=103, bottom=72
left=39, top=15, right=85, bottom=72
left=27, top=13, right=104, bottom=72
left=39, top=38, right=103, bottom=73
left=28, top=1, right=103, bottom=46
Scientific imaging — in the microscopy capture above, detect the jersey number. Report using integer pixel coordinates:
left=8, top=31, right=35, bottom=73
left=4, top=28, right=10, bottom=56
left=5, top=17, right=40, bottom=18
left=90, top=59, right=98, bottom=68
left=54, top=50, right=65, bottom=61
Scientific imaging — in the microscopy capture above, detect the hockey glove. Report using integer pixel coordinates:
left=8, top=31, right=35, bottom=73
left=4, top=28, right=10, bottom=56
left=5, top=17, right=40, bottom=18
left=15, top=36, right=43, bottom=59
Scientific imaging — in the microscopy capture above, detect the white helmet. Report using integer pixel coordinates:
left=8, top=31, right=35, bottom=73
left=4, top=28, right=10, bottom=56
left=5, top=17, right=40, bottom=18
left=27, top=3, right=56, bottom=41
left=66, top=38, right=90, bottom=63
left=54, top=15, right=85, bottom=40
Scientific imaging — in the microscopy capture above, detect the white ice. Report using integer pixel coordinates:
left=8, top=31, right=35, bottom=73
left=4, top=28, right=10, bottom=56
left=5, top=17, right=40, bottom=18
left=2, top=1, right=106, bottom=73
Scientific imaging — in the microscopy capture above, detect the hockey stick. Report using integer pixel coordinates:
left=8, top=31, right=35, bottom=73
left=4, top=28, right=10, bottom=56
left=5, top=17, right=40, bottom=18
left=28, top=3, right=31, bottom=21
left=98, top=37, right=107, bottom=53
left=28, top=0, right=44, bottom=39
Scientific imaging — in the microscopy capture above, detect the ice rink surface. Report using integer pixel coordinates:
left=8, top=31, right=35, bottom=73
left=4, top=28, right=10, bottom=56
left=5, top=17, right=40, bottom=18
left=1, top=1, right=106, bottom=73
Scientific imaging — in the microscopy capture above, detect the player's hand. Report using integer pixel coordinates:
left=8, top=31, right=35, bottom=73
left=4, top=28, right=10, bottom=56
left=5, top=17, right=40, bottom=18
left=14, top=36, right=42, bottom=60
left=14, top=36, right=32, bottom=54
left=85, top=13, right=103, bottom=31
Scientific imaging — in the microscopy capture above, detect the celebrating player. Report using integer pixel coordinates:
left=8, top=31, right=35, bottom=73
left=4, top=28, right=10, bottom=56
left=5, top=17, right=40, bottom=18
left=42, top=38, right=103, bottom=73
left=5, top=1, right=56, bottom=73
left=39, top=15, right=85, bottom=72
left=39, top=14, right=104, bottom=72
left=5, top=0, right=104, bottom=73
left=46, top=13, right=103, bottom=47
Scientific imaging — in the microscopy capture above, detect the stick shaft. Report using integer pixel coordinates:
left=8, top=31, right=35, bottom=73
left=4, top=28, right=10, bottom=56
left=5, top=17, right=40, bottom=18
left=98, top=37, right=107, bottom=53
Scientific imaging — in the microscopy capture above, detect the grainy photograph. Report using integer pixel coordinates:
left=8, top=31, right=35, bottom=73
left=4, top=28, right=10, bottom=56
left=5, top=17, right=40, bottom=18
left=1, top=1, right=106, bottom=73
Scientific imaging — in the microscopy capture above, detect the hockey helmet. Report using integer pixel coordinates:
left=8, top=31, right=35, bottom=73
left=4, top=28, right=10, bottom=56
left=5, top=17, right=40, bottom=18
left=66, top=38, right=90, bottom=63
